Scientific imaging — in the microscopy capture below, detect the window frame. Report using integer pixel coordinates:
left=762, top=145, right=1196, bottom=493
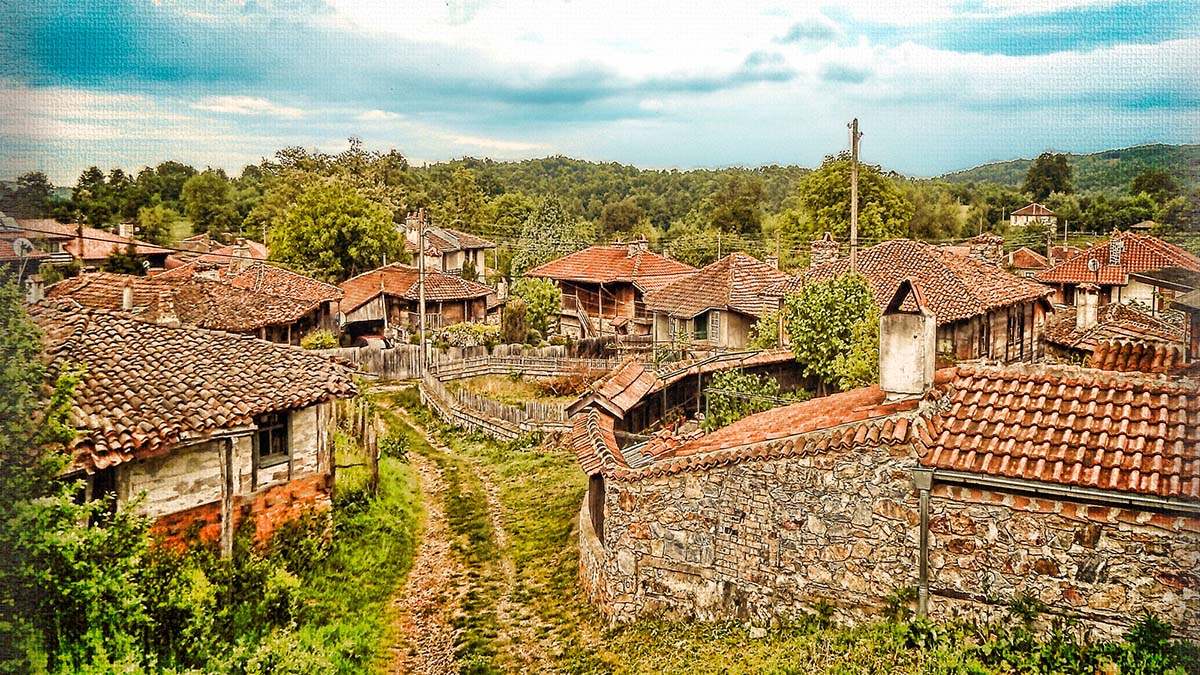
left=254, top=410, right=291, bottom=469
left=693, top=312, right=709, bottom=341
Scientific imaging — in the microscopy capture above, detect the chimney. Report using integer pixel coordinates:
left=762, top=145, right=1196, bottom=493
left=118, top=222, right=133, bottom=239
left=228, top=238, right=253, bottom=273
left=627, top=235, right=648, bottom=257
left=879, top=279, right=936, bottom=398
left=1076, top=282, right=1099, bottom=331
left=1107, top=232, right=1125, bottom=267
left=156, top=289, right=180, bottom=328
left=966, top=233, right=1004, bottom=266
left=765, top=255, right=779, bottom=269
left=809, top=232, right=839, bottom=268
left=122, top=281, right=134, bottom=310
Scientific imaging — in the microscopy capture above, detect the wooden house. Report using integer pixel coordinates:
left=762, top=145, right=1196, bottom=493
left=338, top=263, right=496, bottom=339
left=1036, top=230, right=1200, bottom=310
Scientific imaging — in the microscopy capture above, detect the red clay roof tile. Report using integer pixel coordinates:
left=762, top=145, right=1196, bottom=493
left=526, top=245, right=696, bottom=285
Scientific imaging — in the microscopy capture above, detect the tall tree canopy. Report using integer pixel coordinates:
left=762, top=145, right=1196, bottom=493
left=269, top=180, right=404, bottom=282
left=1130, top=168, right=1180, bottom=201
left=1022, top=152, right=1073, bottom=200
left=510, top=197, right=591, bottom=277
left=181, top=170, right=240, bottom=239
left=791, top=154, right=914, bottom=244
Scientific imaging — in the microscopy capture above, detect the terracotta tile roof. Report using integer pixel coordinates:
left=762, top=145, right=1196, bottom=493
left=46, top=267, right=332, bottom=332
left=644, top=252, right=791, bottom=319
left=789, top=239, right=1051, bottom=324
left=921, top=363, right=1199, bottom=500
left=1088, top=340, right=1188, bottom=374
left=30, top=302, right=356, bottom=473
left=223, top=262, right=342, bottom=305
left=339, top=263, right=493, bottom=311
left=1044, top=302, right=1185, bottom=353
left=572, top=409, right=623, bottom=475
left=1006, top=247, right=1049, bottom=270
left=196, top=240, right=270, bottom=264
left=16, top=219, right=172, bottom=261
left=526, top=245, right=696, bottom=285
left=0, top=238, right=49, bottom=261
left=1012, top=203, right=1055, bottom=217
left=1037, top=231, right=1200, bottom=286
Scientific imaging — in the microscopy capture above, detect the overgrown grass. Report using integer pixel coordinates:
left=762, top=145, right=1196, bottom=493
left=446, top=375, right=576, bottom=406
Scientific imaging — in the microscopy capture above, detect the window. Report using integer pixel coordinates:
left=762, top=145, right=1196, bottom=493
left=693, top=312, right=708, bottom=340
left=255, top=411, right=290, bottom=468
left=710, top=311, right=720, bottom=340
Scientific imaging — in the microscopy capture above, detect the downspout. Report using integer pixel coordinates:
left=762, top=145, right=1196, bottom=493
left=913, top=468, right=933, bottom=618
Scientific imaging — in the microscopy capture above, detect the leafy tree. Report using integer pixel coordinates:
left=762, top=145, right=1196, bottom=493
left=699, top=172, right=766, bottom=234
left=136, top=204, right=178, bottom=246
left=1158, top=187, right=1200, bottom=235
left=100, top=243, right=146, bottom=275
left=437, top=167, right=486, bottom=227
left=899, top=180, right=966, bottom=241
left=510, top=277, right=561, bottom=337
left=793, top=154, right=914, bottom=243
left=0, top=172, right=55, bottom=218
left=1130, top=168, right=1180, bottom=201
left=1022, top=152, right=1073, bottom=200
left=661, top=222, right=721, bottom=268
left=599, top=198, right=644, bottom=237
left=832, top=303, right=880, bottom=390
left=269, top=180, right=404, bottom=282
left=703, top=369, right=809, bottom=432
left=783, top=273, right=876, bottom=393
left=748, top=309, right=781, bottom=349
left=72, top=166, right=115, bottom=227
left=181, top=171, right=240, bottom=239
left=510, top=197, right=591, bottom=277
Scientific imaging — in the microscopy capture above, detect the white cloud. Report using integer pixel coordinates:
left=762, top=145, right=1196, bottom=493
left=441, top=133, right=545, bottom=153
left=192, top=96, right=306, bottom=118
left=357, top=109, right=403, bottom=121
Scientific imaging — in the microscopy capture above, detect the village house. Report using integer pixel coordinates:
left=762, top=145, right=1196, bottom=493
left=46, top=260, right=344, bottom=344
left=770, top=238, right=1053, bottom=363
left=573, top=281, right=1198, bottom=638
left=1043, top=283, right=1187, bottom=365
left=14, top=218, right=172, bottom=270
left=527, top=239, right=697, bottom=339
left=338, top=263, right=497, bottom=340
left=31, top=301, right=357, bottom=552
left=403, top=212, right=496, bottom=279
left=1036, top=230, right=1200, bottom=310
left=1004, top=246, right=1050, bottom=278
left=167, top=237, right=270, bottom=268
left=1010, top=202, right=1058, bottom=228
left=643, top=253, right=791, bottom=351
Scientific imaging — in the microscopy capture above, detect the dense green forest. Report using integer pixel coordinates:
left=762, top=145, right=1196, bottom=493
left=942, top=144, right=1200, bottom=194
left=2, top=142, right=1196, bottom=281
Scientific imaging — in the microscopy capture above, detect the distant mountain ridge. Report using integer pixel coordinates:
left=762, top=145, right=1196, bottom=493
left=940, top=144, right=1200, bottom=194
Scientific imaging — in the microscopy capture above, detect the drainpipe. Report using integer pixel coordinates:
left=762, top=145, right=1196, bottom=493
left=913, top=468, right=933, bottom=618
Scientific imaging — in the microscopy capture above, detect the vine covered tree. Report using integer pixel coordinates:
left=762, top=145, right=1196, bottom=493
left=1022, top=152, right=1073, bottom=200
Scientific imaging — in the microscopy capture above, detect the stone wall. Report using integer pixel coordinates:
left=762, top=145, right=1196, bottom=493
left=926, top=484, right=1199, bottom=638
left=582, top=444, right=1200, bottom=637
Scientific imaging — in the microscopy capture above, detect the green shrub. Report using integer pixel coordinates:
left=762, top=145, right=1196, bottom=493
left=439, top=322, right=501, bottom=349
left=300, top=330, right=338, bottom=350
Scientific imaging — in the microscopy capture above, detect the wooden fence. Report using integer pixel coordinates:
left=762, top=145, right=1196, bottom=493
left=419, top=372, right=573, bottom=441
left=317, top=343, right=600, bottom=381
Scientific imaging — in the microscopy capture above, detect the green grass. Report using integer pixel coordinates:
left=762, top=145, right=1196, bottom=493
left=289, top=446, right=421, bottom=674
left=446, top=375, right=576, bottom=406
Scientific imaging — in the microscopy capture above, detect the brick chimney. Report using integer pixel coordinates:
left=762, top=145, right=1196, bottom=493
left=1076, top=282, right=1099, bottom=331
left=879, top=279, right=936, bottom=398
left=966, top=233, right=1004, bottom=266
left=627, top=235, right=648, bottom=258
left=155, top=289, right=180, bottom=328
left=809, top=232, right=839, bottom=268
left=228, top=238, right=253, bottom=273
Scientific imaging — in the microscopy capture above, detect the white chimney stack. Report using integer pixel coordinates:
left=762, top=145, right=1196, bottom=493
left=879, top=280, right=937, bottom=398
left=1076, top=282, right=1099, bottom=331
left=121, top=281, right=134, bottom=310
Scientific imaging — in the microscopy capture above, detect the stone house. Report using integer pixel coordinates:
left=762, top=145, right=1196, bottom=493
left=338, top=263, right=497, bottom=339
left=31, top=302, right=357, bottom=552
left=768, top=238, right=1054, bottom=363
left=526, top=239, right=697, bottom=339
left=643, top=253, right=791, bottom=351
left=1010, top=202, right=1057, bottom=228
left=573, top=282, right=1199, bottom=637
left=46, top=260, right=344, bottom=345
left=14, top=218, right=172, bottom=270
left=403, top=212, right=496, bottom=279
left=1037, top=230, right=1200, bottom=311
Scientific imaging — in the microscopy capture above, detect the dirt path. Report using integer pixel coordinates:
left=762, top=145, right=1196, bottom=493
left=387, top=450, right=460, bottom=675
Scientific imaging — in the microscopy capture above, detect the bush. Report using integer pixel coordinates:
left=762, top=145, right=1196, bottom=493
left=438, top=323, right=501, bottom=349
left=300, top=330, right=338, bottom=350
left=703, top=369, right=810, bottom=432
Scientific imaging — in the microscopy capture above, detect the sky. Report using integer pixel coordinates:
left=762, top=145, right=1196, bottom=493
left=1, top=0, right=1198, bottom=184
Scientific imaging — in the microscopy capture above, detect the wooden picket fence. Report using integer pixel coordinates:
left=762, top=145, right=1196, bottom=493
left=419, top=372, right=573, bottom=441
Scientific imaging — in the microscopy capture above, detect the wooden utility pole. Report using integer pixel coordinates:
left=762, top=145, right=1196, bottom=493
left=849, top=118, right=861, bottom=274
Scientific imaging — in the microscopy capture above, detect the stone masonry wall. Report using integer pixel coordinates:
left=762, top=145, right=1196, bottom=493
left=583, top=445, right=1200, bottom=637
left=926, top=484, right=1199, bottom=638
left=595, top=443, right=922, bottom=625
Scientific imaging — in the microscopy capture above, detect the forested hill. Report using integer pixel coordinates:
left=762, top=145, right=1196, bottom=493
left=941, top=144, right=1200, bottom=193
left=417, top=156, right=811, bottom=227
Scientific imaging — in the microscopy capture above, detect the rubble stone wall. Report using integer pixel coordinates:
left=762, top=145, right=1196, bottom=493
left=581, top=445, right=1200, bottom=637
